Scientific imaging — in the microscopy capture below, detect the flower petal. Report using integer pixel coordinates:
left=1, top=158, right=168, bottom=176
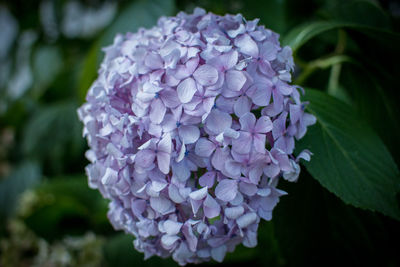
left=189, top=186, right=208, bottom=200
left=215, top=179, right=238, bottom=201
left=211, top=245, right=227, bottom=263
left=161, top=88, right=180, bottom=108
left=253, top=133, right=266, bottom=154
left=236, top=212, right=257, bottom=228
left=157, top=151, right=170, bottom=174
left=226, top=70, right=246, bottom=91
left=224, top=206, right=244, bottom=219
left=255, top=116, right=273, bottom=133
left=168, top=184, right=185, bottom=203
left=149, top=98, right=166, bottom=124
left=203, top=194, right=221, bottom=218
left=205, top=109, right=232, bottom=135
left=135, top=150, right=156, bottom=168
left=164, top=220, right=183, bottom=235
left=234, top=96, right=252, bottom=118
left=234, top=34, right=259, bottom=58
left=177, top=77, right=197, bottom=103
left=195, top=138, right=216, bottom=157
left=158, top=133, right=172, bottom=153
left=161, top=235, right=180, bottom=249
left=193, top=64, right=219, bottom=86
left=178, top=125, right=200, bottom=144
left=239, top=112, right=256, bottom=131
left=199, top=171, right=216, bottom=188
left=150, top=196, right=175, bottom=215
left=232, top=132, right=252, bottom=154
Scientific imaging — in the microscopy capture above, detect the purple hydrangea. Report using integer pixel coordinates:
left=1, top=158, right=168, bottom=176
left=78, top=8, right=316, bottom=265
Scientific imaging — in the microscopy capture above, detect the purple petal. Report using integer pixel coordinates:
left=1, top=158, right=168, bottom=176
left=189, top=187, right=208, bottom=200
left=149, top=98, right=166, bottom=124
left=205, top=109, right=232, bottom=135
left=190, top=198, right=203, bottom=215
left=177, top=77, right=197, bottom=103
left=157, top=151, right=170, bottom=174
left=234, top=34, right=259, bottom=58
left=161, top=235, right=180, bottom=249
left=223, top=160, right=241, bottom=178
left=272, top=111, right=287, bottom=140
left=131, top=199, right=146, bottom=217
left=150, top=196, right=175, bottom=215
left=236, top=212, right=257, bottom=228
left=199, top=171, right=216, bottom=188
left=253, top=133, right=266, bottom=154
left=135, top=150, right=156, bottom=168
left=158, top=133, right=172, bottom=153
left=211, top=245, right=227, bottom=263
left=161, top=89, right=180, bottom=108
left=182, top=223, right=198, bottom=252
left=211, top=50, right=238, bottom=70
left=171, top=161, right=191, bottom=181
left=195, top=138, right=216, bottom=157
left=255, top=116, right=273, bottom=133
left=145, top=52, right=163, bottom=69
left=178, top=125, right=200, bottom=144
left=272, top=89, right=284, bottom=112
left=215, top=179, right=238, bottom=201
left=168, top=184, right=185, bottom=203
left=239, top=112, right=256, bottom=131
left=211, top=147, right=230, bottom=171
left=203, top=194, right=221, bottom=218
left=247, top=83, right=272, bottom=106
left=276, top=80, right=293, bottom=95
left=239, top=182, right=258, bottom=196
left=193, top=64, right=219, bottom=86
left=164, top=220, right=183, bottom=235
left=202, top=96, right=215, bottom=114
left=226, top=70, right=246, bottom=91
left=249, top=164, right=263, bottom=184
left=289, top=104, right=302, bottom=125
left=224, top=206, right=244, bottom=219
left=101, top=168, right=118, bottom=185
left=263, top=163, right=280, bottom=178
left=260, top=41, right=277, bottom=61
left=232, top=132, right=252, bottom=154
left=234, top=96, right=252, bottom=118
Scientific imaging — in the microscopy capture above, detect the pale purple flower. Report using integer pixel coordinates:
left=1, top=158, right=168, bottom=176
left=78, top=7, right=315, bottom=266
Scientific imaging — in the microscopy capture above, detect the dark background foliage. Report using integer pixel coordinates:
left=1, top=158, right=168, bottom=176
left=0, top=0, right=399, bottom=266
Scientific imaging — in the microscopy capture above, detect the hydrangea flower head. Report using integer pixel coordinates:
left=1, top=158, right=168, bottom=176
left=78, top=8, right=315, bottom=265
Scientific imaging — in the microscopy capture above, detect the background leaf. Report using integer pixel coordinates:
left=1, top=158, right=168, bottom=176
left=0, top=161, right=41, bottom=226
left=297, top=89, right=400, bottom=220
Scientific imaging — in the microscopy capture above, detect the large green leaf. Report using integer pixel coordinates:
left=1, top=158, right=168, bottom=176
left=282, top=21, right=400, bottom=53
left=274, top=171, right=399, bottom=266
left=297, top=89, right=400, bottom=220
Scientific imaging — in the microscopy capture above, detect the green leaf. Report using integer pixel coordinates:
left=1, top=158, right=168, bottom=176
left=22, top=101, right=85, bottom=174
left=0, top=161, right=41, bottom=223
left=24, top=176, right=110, bottom=240
left=274, top=171, right=398, bottom=266
left=322, top=0, right=391, bottom=29
left=282, top=21, right=400, bottom=53
left=297, top=89, right=400, bottom=220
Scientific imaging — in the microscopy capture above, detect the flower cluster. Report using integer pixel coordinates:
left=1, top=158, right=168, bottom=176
left=78, top=8, right=315, bottom=265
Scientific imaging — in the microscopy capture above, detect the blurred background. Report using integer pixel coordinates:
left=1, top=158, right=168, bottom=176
left=0, top=0, right=399, bottom=266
